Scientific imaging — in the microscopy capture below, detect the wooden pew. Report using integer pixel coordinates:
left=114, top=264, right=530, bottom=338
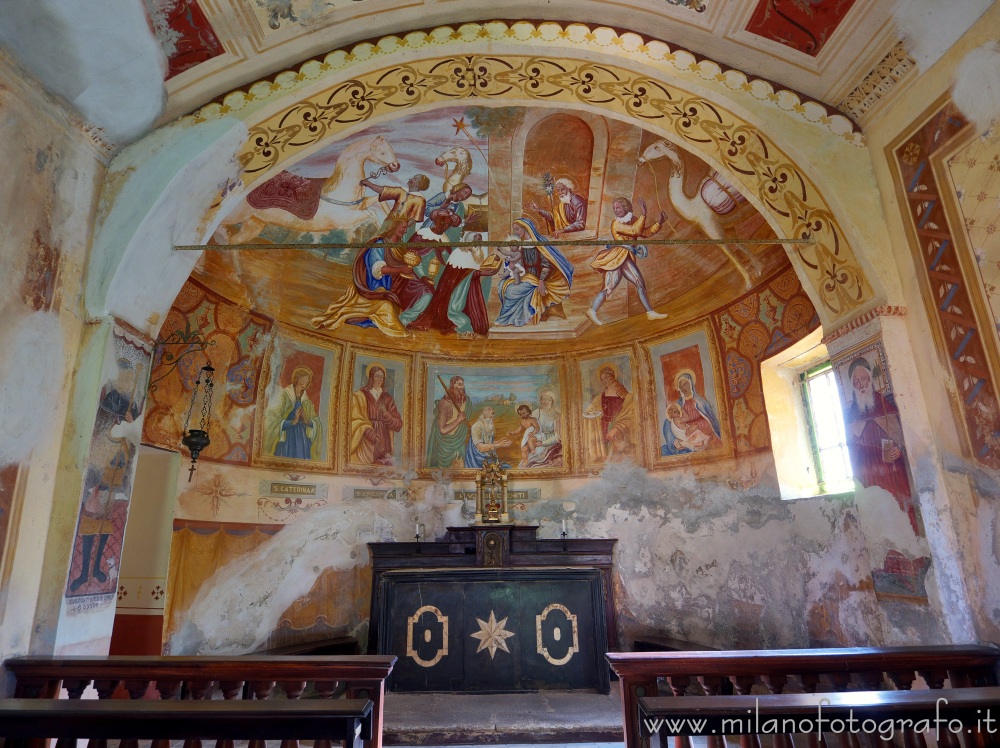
left=607, top=646, right=1000, bottom=748
left=637, top=687, right=1000, bottom=748
left=4, top=654, right=396, bottom=748
left=0, top=697, right=373, bottom=748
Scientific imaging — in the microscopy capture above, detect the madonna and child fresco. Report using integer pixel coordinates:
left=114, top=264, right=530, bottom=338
left=424, top=364, right=563, bottom=471
left=214, top=105, right=782, bottom=338
left=647, top=328, right=726, bottom=461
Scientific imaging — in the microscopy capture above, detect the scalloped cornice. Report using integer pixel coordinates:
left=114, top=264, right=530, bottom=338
left=183, top=21, right=864, bottom=147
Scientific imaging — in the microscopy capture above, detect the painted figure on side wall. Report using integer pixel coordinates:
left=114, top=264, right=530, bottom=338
left=69, top=351, right=147, bottom=596
left=349, top=363, right=403, bottom=466
left=661, top=370, right=721, bottom=456
left=582, top=362, right=637, bottom=463
left=841, top=354, right=918, bottom=534
left=529, top=177, right=587, bottom=237
left=495, top=218, right=574, bottom=327
left=588, top=197, right=669, bottom=325
left=465, top=406, right=512, bottom=468
left=427, top=375, right=471, bottom=468
left=263, top=365, right=322, bottom=460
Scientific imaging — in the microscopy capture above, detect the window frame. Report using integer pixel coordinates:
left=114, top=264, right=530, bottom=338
left=799, top=361, right=854, bottom=499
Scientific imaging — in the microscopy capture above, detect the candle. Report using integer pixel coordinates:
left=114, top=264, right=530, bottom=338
left=415, top=523, right=420, bottom=537
left=562, top=519, right=566, bottom=533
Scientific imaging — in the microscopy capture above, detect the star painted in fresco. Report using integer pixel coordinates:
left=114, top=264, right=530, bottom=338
left=470, top=610, right=515, bottom=659
left=452, top=116, right=467, bottom=135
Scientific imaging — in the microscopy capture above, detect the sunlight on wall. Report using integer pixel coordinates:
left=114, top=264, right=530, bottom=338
left=760, top=328, right=829, bottom=500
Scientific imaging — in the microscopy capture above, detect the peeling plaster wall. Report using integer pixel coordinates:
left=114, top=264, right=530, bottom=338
left=162, top=454, right=889, bottom=655
left=0, top=54, right=106, bottom=669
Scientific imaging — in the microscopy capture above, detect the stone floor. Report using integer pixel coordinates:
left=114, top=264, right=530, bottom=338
left=382, top=682, right=624, bottom=745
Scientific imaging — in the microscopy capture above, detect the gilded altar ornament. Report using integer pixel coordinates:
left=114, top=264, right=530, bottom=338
left=474, top=453, right=509, bottom=524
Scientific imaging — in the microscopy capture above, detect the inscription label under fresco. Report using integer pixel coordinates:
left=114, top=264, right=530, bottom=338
left=350, top=487, right=401, bottom=500
left=259, top=481, right=329, bottom=499
left=454, top=489, right=541, bottom=503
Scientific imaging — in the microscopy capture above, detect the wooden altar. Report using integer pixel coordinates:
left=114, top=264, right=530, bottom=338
left=367, top=525, right=617, bottom=693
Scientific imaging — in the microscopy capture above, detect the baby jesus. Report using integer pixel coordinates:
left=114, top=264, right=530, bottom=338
left=507, top=404, right=541, bottom=462
left=665, top=402, right=711, bottom=452
left=496, top=244, right=525, bottom=285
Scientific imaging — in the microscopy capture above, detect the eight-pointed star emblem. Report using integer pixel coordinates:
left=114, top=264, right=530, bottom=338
left=470, top=610, right=515, bottom=659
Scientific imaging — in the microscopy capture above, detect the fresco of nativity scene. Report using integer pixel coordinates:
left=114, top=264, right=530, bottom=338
left=207, top=105, right=788, bottom=340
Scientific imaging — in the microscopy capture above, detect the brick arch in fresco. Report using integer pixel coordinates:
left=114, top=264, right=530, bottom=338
left=200, top=45, right=877, bottom=329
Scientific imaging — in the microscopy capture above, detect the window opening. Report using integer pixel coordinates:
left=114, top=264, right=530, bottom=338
left=800, top=362, right=854, bottom=495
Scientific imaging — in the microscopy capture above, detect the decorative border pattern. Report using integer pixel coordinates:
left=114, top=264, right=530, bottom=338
left=821, top=305, right=907, bottom=345
left=220, top=52, right=871, bottom=321
left=891, top=101, right=1000, bottom=469
left=839, top=42, right=915, bottom=124
left=187, top=21, right=861, bottom=142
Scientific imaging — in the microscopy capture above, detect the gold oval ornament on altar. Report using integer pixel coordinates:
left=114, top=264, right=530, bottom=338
left=553, top=628, right=562, bottom=642
left=424, top=629, right=432, bottom=643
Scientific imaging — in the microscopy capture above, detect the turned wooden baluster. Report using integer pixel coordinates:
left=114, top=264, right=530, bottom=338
left=313, top=680, right=341, bottom=748
left=700, top=676, right=736, bottom=748
left=760, top=676, right=792, bottom=748
left=886, top=670, right=927, bottom=748
left=794, top=674, right=828, bottom=748
left=277, top=681, right=308, bottom=748
left=149, top=680, right=181, bottom=748
left=181, top=679, right=215, bottom=748
left=824, top=673, right=861, bottom=748
left=247, top=681, right=277, bottom=748
left=62, top=678, right=90, bottom=699
left=727, top=676, right=761, bottom=748
left=119, top=680, right=153, bottom=748
left=666, top=676, right=693, bottom=748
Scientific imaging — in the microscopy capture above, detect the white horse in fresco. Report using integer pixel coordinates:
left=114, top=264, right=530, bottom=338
left=214, top=135, right=401, bottom=245
left=638, top=138, right=763, bottom=288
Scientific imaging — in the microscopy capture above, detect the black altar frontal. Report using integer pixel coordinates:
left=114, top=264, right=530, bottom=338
left=368, top=524, right=617, bottom=694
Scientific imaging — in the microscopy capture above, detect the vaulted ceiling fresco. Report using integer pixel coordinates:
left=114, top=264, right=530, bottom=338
left=200, top=105, right=787, bottom=342
left=148, top=0, right=900, bottom=125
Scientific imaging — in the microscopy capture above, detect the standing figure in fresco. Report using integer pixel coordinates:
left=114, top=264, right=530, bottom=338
left=530, top=177, right=587, bottom=236
left=409, top=228, right=499, bottom=337
left=522, top=389, right=563, bottom=468
left=464, top=406, right=512, bottom=469
left=843, top=356, right=918, bottom=534
left=495, top=218, right=574, bottom=327
left=349, top=363, right=403, bottom=466
left=661, top=370, right=721, bottom=456
left=311, top=222, right=435, bottom=336
left=582, top=364, right=636, bottom=462
left=426, top=375, right=470, bottom=468
left=361, top=173, right=430, bottom=238
left=264, top=365, right=322, bottom=461
left=587, top=197, right=670, bottom=325
left=71, top=361, right=143, bottom=593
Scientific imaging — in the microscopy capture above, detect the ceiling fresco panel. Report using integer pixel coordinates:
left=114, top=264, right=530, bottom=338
left=148, top=0, right=226, bottom=80
left=745, top=0, right=857, bottom=57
